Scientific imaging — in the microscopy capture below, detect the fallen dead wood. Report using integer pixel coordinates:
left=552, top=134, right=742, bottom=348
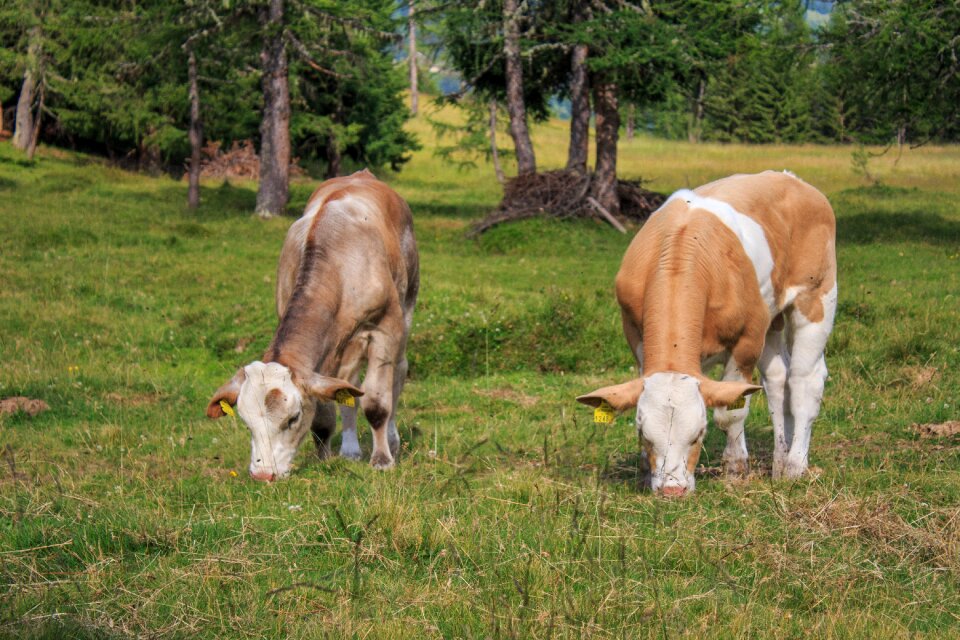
left=586, top=196, right=626, bottom=233
left=183, top=139, right=304, bottom=181
left=468, top=169, right=666, bottom=236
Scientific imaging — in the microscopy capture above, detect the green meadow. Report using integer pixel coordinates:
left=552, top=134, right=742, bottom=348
left=1, top=113, right=959, bottom=638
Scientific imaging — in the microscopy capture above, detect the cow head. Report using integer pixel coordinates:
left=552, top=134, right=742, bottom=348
left=206, top=361, right=362, bottom=480
left=577, top=373, right=760, bottom=497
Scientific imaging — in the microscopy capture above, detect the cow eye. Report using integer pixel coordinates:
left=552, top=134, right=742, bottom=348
left=284, top=412, right=301, bottom=430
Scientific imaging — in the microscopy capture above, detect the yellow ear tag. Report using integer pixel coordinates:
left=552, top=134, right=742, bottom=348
left=219, top=400, right=236, bottom=417
left=335, top=389, right=355, bottom=407
left=593, top=400, right=615, bottom=424
left=728, top=396, right=746, bottom=410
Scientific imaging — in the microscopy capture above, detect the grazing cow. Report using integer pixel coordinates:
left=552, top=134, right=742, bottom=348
left=206, top=169, right=419, bottom=478
left=577, top=171, right=836, bottom=496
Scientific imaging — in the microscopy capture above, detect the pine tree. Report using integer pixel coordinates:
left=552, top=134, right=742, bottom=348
left=823, top=0, right=960, bottom=144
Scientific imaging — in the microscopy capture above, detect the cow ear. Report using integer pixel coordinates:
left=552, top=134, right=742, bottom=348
left=297, top=371, right=363, bottom=403
left=206, top=368, right=246, bottom=418
left=698, top=378, right=762, bottom=408
left=576, top=379, right=645, bottom=412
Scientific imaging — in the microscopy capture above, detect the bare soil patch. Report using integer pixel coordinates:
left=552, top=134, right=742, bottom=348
left=912, top=421, right=960, bottom=438
left=475, top=387, right=539, bottom=408
left=0, top=397, right=50, bottom=417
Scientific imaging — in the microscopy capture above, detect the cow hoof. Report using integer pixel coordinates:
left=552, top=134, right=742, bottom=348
left=340, top=447, right=362, bottom=461
left=772, top=461, right=806, bottom=480
left=370, top=452, right=395, bottom=470
left=780, top=463, right=807, bottom=480
left=723, top=457, right=749, bottom=479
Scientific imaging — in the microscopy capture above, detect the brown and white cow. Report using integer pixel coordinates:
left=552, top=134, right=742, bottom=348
left=577, top=171, right=836, bottom=496
left=206, top=169, right=419, bottom=478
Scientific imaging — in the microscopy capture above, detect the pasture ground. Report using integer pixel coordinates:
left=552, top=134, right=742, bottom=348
left=1, top=113, right=959, bottom=638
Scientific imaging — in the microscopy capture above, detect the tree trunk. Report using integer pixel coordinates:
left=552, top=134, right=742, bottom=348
left=625, top=103, right=635, bottom=140
left=325, top=133, right=341, bottom=180
left=489, top=99, right=505, bottom=184
left=13, top=25, right=42, bottom=153
left=255, top=0, right=291, bottom=219
left=24, top=80, right=43, bottom=161
left=688, top=76, right=705, bottom=144
left=566, top=5, right=590, bottom=174
left=503, top=0, right=536, bottom=176
left=566, top=43, right=590, bottom=173
left=187, top=47, right=202, bottom=210
left=591, top=79, right=620, bottom=216
left=408, top=0, right=418, bottom=116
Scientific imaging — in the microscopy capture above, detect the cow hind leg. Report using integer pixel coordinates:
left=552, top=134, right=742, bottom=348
left=713, top=357, right=752, bottom=478
left=759, top=323, right=791, bottom=478
left=781, top=284, right=837, bottom=479
left=311, top=401, right=337, bottom=460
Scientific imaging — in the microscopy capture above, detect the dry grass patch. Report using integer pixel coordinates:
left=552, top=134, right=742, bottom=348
left=790, top=492, right=960, bottom=574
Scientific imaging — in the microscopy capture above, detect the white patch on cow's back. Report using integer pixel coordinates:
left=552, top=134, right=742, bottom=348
left=664, top=189, right=777, bottom=316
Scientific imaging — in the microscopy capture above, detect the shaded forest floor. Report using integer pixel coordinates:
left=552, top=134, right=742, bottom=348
left=1, top=118, right=959, bottom=638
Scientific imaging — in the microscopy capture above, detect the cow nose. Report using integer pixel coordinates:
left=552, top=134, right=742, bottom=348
left=660, top=485, right=687, bottom=498
left=250, top=470, right=276, bottom=482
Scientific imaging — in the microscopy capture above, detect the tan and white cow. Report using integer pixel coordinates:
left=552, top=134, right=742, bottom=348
left=206, top=169, right=419, bottom=478
left=578, top=171, right=836, bottom=496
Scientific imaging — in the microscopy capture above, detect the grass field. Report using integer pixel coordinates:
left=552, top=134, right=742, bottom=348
left=2, top=110, right=960, bottom=639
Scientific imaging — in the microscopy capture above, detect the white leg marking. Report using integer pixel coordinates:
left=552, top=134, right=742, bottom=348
left=712, top=357, right=751, bottom=477
left=782, top=284, right=837, bottom=479
left=339, top=405, right=362, bottom=461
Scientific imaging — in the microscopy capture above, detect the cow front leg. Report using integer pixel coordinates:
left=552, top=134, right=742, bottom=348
left=311, top=401, right=337, bottom=460
left=386, top=355, right=408, bottom=458
left=713, top=357, right=752, bottom=478
left=362, top=329, right=400, bottom=470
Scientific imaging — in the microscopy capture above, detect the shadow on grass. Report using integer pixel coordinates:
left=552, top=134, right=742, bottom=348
left=836, top=186, right=960, bottom=246
left=404, top=199, right=492, bottom=219
left=838, top=211, right=960, bottom=246
left=0, top=154, right=36, bottom=169
left=598, top=420, right=777, bottom=494
left=1, top=618, right=125, bottom=640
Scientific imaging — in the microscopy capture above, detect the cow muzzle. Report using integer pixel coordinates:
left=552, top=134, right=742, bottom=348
left=659, top=485, right=688, bottom=498
left=250, top=469, right=276, bottom=482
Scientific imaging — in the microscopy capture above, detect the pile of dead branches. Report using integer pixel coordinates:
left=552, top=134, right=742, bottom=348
left=186, top=140, right=305, bottom=180
left=469, top=169, right=666, bottom=236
